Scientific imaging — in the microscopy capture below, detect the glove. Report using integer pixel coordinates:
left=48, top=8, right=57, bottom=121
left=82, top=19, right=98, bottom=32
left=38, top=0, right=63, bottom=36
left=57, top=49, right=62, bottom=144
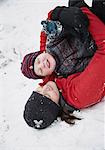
left=41, top=20, right=62, bottom=41
left=41, top=20, right=57, bottom=34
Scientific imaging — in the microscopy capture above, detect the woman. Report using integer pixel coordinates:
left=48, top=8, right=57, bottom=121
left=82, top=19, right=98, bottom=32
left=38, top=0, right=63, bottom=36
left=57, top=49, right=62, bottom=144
left=21, top=6, right=96, bottom=79
left=23, top=7, right=105, bottom=129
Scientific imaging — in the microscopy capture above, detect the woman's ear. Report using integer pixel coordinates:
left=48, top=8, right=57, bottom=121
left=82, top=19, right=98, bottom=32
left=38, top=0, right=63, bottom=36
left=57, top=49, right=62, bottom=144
left=29, top=66, right=33, bottom=70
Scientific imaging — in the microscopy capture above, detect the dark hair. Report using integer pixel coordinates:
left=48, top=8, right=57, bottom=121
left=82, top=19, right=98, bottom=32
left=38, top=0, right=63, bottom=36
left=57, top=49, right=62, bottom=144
left=59, top=94, right=82, bottom=125
left=60, top=107, right=82, bottom=125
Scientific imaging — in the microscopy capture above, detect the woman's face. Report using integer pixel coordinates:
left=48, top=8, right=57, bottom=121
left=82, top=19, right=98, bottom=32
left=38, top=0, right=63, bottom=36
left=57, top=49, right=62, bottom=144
left=35, top=81, right=60, bottom=104
left=34, top=52, right=56, bottom=76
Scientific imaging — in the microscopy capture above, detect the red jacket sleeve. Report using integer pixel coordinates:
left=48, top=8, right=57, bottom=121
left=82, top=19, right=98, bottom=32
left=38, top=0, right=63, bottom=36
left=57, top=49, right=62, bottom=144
left=40, top=31, right=47, bottom=52
left=81, top=7, right=105, bottom=46
left=55, top=7, right=105, bottom=109
left=40, top=10, right=53, bottom=52
left=47, top=10, right=53, bottom=20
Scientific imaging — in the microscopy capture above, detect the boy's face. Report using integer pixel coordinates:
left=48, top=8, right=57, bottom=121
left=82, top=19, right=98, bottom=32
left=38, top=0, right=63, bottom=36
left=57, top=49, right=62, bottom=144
left=34, top=52, right=56, bottom=76
left=35, top=81, right=60, bottom=104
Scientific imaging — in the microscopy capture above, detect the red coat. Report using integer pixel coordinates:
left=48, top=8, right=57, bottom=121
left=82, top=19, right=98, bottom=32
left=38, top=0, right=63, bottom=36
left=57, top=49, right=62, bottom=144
left=40, top=10, right=53, bottom=52
left=40, top=7, right=105, bottom=109
left=55, top=7, right=105, bottom=109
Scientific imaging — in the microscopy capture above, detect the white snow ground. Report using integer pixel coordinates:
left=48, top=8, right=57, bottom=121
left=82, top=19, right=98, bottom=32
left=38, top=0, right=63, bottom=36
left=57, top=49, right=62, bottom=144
left=0, top=0, right=105, bottom=150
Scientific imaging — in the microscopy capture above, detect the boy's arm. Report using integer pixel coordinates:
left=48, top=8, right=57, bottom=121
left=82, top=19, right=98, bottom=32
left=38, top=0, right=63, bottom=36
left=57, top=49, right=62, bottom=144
left=50, top=6, right=89, bottom=30
left=40, top=31, right=47, bottom=52
left=40, top=10, right=53, bottom=52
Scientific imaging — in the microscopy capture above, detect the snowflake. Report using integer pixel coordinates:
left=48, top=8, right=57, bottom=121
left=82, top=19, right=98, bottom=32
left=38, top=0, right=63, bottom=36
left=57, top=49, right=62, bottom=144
left=33, top=120, right=43, bottom=128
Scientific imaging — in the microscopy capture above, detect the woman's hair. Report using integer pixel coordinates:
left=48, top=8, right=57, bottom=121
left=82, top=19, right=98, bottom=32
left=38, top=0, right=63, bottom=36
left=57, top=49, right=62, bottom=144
left=60, top=107, right=81, bottom=125
left=59, top=94, right=82, bottom=125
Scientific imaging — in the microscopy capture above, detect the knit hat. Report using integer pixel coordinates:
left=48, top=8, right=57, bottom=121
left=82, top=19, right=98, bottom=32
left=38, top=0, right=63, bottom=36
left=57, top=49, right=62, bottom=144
left=21, top=51, right=42, bottom=79
left=23, top=91, right=61, bottom=129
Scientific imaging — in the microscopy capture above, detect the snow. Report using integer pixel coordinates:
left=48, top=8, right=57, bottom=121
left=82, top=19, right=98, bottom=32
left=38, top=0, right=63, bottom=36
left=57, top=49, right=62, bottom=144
left=0, top=0, right=105, bottom=150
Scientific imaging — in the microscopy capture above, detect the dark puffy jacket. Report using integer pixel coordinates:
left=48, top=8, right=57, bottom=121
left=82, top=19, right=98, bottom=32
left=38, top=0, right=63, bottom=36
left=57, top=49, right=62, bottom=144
left=68, top=0, right=105, bottom=23
left=46, top=7, right=97, bottom=77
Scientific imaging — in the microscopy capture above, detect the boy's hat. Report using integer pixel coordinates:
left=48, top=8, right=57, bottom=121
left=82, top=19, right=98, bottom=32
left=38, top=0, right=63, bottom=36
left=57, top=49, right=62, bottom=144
left=23, top=91, right=60, bottom=129
left=21, top=51, right=42, bottom=79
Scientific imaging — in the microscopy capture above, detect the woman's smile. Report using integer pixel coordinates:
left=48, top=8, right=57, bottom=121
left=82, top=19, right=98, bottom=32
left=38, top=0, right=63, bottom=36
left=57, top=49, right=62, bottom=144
left=44, top=59, right=50, bottom=69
